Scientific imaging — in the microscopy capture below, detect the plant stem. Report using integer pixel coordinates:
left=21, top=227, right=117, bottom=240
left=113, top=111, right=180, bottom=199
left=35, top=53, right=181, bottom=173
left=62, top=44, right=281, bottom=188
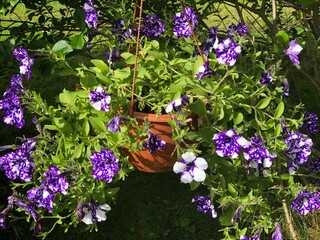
left=282, top=200, right=299, bottom=240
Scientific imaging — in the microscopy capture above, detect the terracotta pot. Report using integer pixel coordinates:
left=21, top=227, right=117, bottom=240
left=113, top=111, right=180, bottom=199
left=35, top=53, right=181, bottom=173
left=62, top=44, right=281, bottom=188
left=121, top=102, right=177, bottom=173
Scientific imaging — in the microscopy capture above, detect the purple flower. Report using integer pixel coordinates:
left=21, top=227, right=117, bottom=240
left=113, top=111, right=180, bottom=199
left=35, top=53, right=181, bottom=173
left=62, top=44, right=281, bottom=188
left=240, top=230, right=261, bottom=240
left=141, top=14, right=165, bottom=39
left=82, top=200, right=111, bottom=225
left=227, top=23, right=248, bottom=37
left=231, top=205, right=243, bottom=222
left=173, top=7, right=198, bottom=38
left=143, top=131, right=166, bottom=153
left=259, top=68, right=273, bottom=85
left=0, top=206, right=12, bottom=229
left=213, top=129, right=250, bottom=159
left=192, top=195, right=217, bottom=218
left=284, top=40, right=303, bottom=65
left=44, top=165, right=69, bottom=195
left=8, top=195, right=38, bottom=223
left=89, top=86, right=111, bottom=111
left=282, top=78, right=290, bottom=97
left=6, top=74, right=25, bottom=95
left=106, top=116, right=129, bottom=132
left=12, top=46, right=34, bottom=80
left=291, top=190, right=320, bottom=216
left=272, top=223, right=283, bottom=240
left=215, top=38, right=241, bottom=66
left=27, top=186, right=55, bottom=212
left=90, top=148, right=120, bottom=183
left=173, top=152, right=208, bottom=183
left=244, top=136, right=275, bottom=170
left=105, top=48, right=121, bottom=64
left=284, top=132, right=313, bottom=173
left=165, top=95, right=190, bottom=113
left=83, top=0, right=98, bottom=28
left=0, top=92, right=25, bottom=128
left=300, top=111, right=319, bottom=135
left=111, top=18, right=132, bottom=44
left=195, top=62, right=216, bottom=80
left=196, top=26, right=219, bottom=57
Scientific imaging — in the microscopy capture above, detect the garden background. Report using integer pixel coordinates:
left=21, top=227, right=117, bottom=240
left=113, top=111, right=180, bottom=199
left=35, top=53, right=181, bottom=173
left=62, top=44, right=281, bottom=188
left=0, top=0, right=320, bottom=239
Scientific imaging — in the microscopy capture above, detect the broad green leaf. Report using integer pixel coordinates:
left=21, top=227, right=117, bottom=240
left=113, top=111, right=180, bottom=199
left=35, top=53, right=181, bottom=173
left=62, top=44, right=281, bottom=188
left=59, top=90, right=76, bottom=105
left=91, top=59, right=109, bottom=72
left=70, top=35, right=85, bottom=49
left=52, top=40, right=73, bottom=56
left=81, top=120, right=90, bottom=136
left=114, top=67, right=131, bottom=79
left=228, top=183, right=238, bottom=197
left=233, top=112, right=244, bottom=125
left=274, top=101, right=284, bottom=119
left=199, top=127, right=215, bottom=143
left=52, top=118, right=73, bottom=134
left=188, top=100, right=207, bottom=117
left=256, top=97, right=271, bottom=109
left=51, top=155, right=61, bottom=164
left=274, top=123, right=281, bottom=137
left=89, top=116, right=106, bottom=133
left=193, top=55, right=204, bottom=77
left=219, top=207, right=234, bottom=226
left=276, top=30, right=289, bottom=46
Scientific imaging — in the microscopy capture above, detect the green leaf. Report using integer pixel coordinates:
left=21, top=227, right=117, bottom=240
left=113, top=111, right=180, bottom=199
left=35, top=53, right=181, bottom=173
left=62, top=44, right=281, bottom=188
left=219, top=207, right=234, bottom=226
left=193, top=55, right=204, bottom=77
left=80, top=72, right=98, bottom=87
left=82, top=120, right=90, bottom=136
left=52, top=40, right=73, bottom=56
left=227, top=183, right=238, bottom=197
left=188, top=100, right=207, bottom=117
left=114, top=67, right=131, bottom=79
left=199, top=127, right=215, bottom=143
left=52, top=118, right=73, bottom=134
left=274, top=101, right=284, bottom=119
left=51, top=155, right=61, bottom=164
left=233, top=112, right=244, bottom=125
left=89, top=116, right=106, bottom=133
left=185, top=131, right=202, bottom=142
left=274, top=123, right=281, bottom=137
left=70, top=35, right=85, bottom=49
left=276, top=30, right=289, bottom=46
left=256, top=97, right=271, bottom=109
left=59, top=90, right=76, bottom=105
left=190, top=181, right=200, bottom=190
left=74, top=8, right=86, bottom=30
left=91, top=59, right=109, bottom=72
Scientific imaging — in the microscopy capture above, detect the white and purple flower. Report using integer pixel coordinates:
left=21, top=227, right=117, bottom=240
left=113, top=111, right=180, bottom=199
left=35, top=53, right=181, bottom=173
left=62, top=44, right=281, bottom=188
left=192, top=195, right=217, bottom=218
left=259, top=68, right=273, bottom=85
left=284, top=40, right=303, bottom=65
left=106, top=116, right=129, bottom=132
left=141, top=13, right=165, bottom=39
left=173, top=7, right=198, bottom=38
left=173, top=152, right=208, bottom=183
left=291, top=190, right=320, bottom=216
left=165, top=95, right=190, bottom=113
left=82, top=201, right=111, bottom=225
left=12, top=46, right=34, bottom=80
left=83, top=0, right=98, bottom=28
left=215, top=38, right=241, bottom=66
left=143, top=131, right=166, bottom=153
left=89, top=86, right=111, bottom=111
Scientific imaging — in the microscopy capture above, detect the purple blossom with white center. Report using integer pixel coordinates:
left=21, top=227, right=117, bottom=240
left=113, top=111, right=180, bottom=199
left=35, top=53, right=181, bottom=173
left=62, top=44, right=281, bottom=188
left=111, top=18, right=132, bottom=44
left=196, top=26, right=219, bottom=57
left=105, top=48, right=121, bottom=64
left=173, top=7, right=198, bottom=38
left=141, top=13, right=165, bottom=39
left=231, top=205, right=243, bottom=222
left=227, top=23, right=248, bottom=37
left=213, top=129, right=250, bottom=159
left=300, top=111, right=319, bottom=135
left=272, top=223, right=283, bottom=240
left=82, top=200, right=111, bottom=225
left=0, top=93, right=25, bottom=128
left=90, top=148, right=120, bottom=183
left=106, top=116, right=129, bottom=132
left=195, top=62, right=216, bottom=80
left=173, top=152, right=208, bottom=183
left=240, top=230, right=261, bottom=240
left=165, top=95, right=190, bottom=113
left=215, top=38, right=241, bottom=66
left=12, top=46, right=34, bottom=80
left=27, top=186, right=55, bottom=212
left=143, top=131, right=166, bottom=153
left=89, top=86, right=111, bottom=111
left=284, top=40, right=303, bottom=65
left=191, top=195, right=217, bottom=218
left=44, top=165, right=69, bottom=195
left=259, top=68, right=273, bottom=85
left=244, top=136, right=275, bottom=166
left=282, top=78, right=290, bottom=97
left=83, top=0, right=98, bottom=28
left=291, top=190, right=320, bottom=216
left=284, top=131, right=313, bottom=173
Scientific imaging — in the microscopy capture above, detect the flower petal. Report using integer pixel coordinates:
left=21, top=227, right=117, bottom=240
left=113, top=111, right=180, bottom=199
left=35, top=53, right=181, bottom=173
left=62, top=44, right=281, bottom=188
left=193, top=168, right=206, bottom=182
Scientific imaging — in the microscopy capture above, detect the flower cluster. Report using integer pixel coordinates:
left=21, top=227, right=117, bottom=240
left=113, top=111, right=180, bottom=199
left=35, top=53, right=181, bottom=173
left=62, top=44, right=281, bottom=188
left=300, top=111, right=319, bottom=135
left=227, top=23, right=249, bottom=37
left=0, top=138, right=36, bottom=182
left=165, top=95, right=190, bottom=113
left=90, top=148, right=120, bottom=183
left=89, top=86, right=111, bottom=111
left=284, top=131, right=313, bottom=173
left=83, top=0, right=98, bottom=28
left=12, top=46, right=34, bottom=80
left=0, top=74, right=25, bottom=128
left=213, top=129, right=250, bottom=159
left=80, top=200, right=111, bottom=225
left=291, top=190, right=320, bottom=216
left=143, top=131, right=166, bottom=153
left=27, top=165, right=69, bottom=212
left=141, top=14, right=165, bottom=39
left=214, top=38, right=241, bottom=66
left=284, top=40, right=303, bottom=65
left=191, top=195, right=217, bottom=218
left=173, top=152, right=208, bottom=183
left=173, top=7, right=198, bottom=38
